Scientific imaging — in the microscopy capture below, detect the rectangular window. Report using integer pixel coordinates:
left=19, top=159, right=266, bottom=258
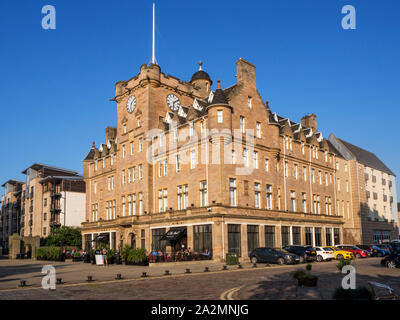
left=138, top=165, right=143, bottom=180
left=281, top=226, right=290, bottom=247
left=303, top=167, right=307, bottom=181
left=130, top=142, right=134, bottom=156
left=228, top=224, right=241, bottom=256
left=290, top=191, right=296, bottom=212
left=265, top=159, right=269, bottom=172
left=325, top=172, right=328, bottom=186
left=254, top=183, right=261, bottom=208
left=122, top=145, right=126, bottom=159
left=326, top=228, right=332, bottom=246
left=315, top=227, right=322, bottom=246
left=189, top=121, right=194, bottom=136
left=158, top=161, right=163, bottom=177
left=177, top=186, right=183, bottom=210
left=229, top=178, right=237, bottom=207
left=176, top=154, right=181, bottom=172
left=122, top=196, right=126, bottom=216
left=256, top=122, right=261, bottom=138
left=111, top=176, right=114, bottom=190
left=139, top=193, right=143, bottom=215
left=305, top=227, right=312, bottom=246
left=122, top=170, right=126, bottom=185
left=247, top=225, right=259, bottom=256
left=163, top=159, right=168, bottom=176
left=292, top=227, right=301, bottom=245
left=243, top=149, right=249, bottom=167
left=139, top=138, right=143, bottom=152
left=183, top=185, right=188, bottom=209
left=217, top=110, right=223, bottom=123
left=141, top=229, right=145, bottom=249
left=200, top=181, right=208, bottom=207
left=266, top=185, right=273, bottom=210
left=128, top=195, right=132, bottom=216
left=163, top=189, right=168, bottom=212
left=264, top=226, right=275, bottom=247
left=132, top=194, right=136, bottom=215
left=253, top=151, right=258, bottom=169
left=248, top=96, right=252, bottom=108
left=302, top=192, right=307, bottom=213
left=194, top=225, right=212, bottom=254
left=152, top=228, right=167, bottom=252
left=158, top=190, right=163, bottom=213
left=240, top=116, right=245, bottom=133
left=294, top=164, right=298, bottom=180
left=284, top=162, right=289, bottom=178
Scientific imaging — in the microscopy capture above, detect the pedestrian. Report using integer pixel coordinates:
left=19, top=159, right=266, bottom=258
left=102, top=247, right=108, bottom=266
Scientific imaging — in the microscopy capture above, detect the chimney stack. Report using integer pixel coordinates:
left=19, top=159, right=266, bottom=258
left=301, top=114, right=317, bottom=132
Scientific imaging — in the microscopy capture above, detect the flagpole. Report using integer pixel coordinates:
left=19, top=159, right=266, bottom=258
left=152, top=2, right=156, bottom=65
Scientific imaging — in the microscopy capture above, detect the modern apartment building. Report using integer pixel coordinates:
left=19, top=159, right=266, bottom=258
left=81, top=59, right=355, bottom=261
left=0, top=180, right=24, bottom=249
left=19, top=163, right=86, bottom=238
left=329, top=135, right=399, bottom=244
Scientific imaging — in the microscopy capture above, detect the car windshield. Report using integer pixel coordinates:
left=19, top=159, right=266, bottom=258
left=352, top=246, right=360, bottom=250
left=371, top=246, right=380, bottom=250
left=279, top=249, right=291, bottom=255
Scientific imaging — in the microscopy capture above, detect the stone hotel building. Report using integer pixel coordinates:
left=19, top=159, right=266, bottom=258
left=81, top=59, right=387, bottom=261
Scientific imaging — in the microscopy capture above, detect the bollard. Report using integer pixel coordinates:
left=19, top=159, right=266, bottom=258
left=204, top=267, right=210, bottom=272
left=19, top=280, right=26, bottom=287
left=115, top=274, right=122, bottom=280
left=87, top=276, right=93, bottom=282
left=164, top=270, right=170, bottom=276
left=222, top=265, right=228, bottom=270
left=141, top=272, right=147, bottom=278
left=185, top=268, right=191, bottom=274
left=56, top=278, right=62, bottom=285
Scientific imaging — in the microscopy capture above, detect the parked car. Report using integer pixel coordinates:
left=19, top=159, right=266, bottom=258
left=249, top=247, right=300, bottom=265
left=283, top=245, right=316, bottom=263
left=375, top=244, right=391, bottom=255
left=326, top=246, right=353, bottom=260
left=381, top=252, right=400, bottom=268
left=390, top=241, right=400, bottom=253
left=357, top=245, right=386, bottom=257
left=314, top=247, right=335, bottom=262
left=335, top=245, right=369, bottom=258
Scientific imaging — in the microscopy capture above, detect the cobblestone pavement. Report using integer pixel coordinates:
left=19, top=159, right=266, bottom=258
left=0, top=257, right=398, bottom=300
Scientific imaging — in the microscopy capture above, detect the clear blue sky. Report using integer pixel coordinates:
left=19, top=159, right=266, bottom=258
left=1, top=0, right=399, bottom=200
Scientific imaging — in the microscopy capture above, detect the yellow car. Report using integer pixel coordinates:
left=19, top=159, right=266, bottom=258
left=326, top=246, right=353, bottom=260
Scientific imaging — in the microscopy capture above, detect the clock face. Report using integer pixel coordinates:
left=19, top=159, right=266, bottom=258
left=166, top=94, right=181, bottom=111
left=126, top=95, right=137, bottom=113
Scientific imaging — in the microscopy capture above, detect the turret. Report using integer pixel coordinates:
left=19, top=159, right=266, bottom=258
left=190, top=61, right=212, bottom=98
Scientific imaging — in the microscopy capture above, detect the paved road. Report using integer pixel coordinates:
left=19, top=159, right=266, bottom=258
left=0, top=258, right=398, bottom=300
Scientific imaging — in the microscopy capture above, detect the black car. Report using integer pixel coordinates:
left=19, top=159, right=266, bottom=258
left=249, top=247, right=300, bottom=265
left=381, top=252, right=400, bottom=268
left=283, top=245, right=316, bottom=263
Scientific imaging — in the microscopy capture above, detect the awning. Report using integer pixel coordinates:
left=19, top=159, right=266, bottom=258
left=161, top=227, right=187, bottom=241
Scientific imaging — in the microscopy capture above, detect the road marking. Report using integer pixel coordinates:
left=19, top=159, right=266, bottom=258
left=220, top=286, right=243, bottom=300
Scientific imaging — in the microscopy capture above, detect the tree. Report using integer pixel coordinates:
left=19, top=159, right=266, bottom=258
left=44, top=226, right=82, bottom=248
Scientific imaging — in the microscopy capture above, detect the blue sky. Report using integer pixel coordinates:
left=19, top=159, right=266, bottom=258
left=0, top=0, right=399, bottom=199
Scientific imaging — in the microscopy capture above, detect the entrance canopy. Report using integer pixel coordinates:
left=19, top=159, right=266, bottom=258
left=161, top=227, right=187, bottom=241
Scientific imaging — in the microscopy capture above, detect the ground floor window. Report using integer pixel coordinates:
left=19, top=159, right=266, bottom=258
left=292, top=227, right=301, bottom=245
left=326, top=228, right=332, bottom=246
left=152, top=228, right=167, bottom=252
left=305, top=227, right=312, bottom=246
left=141, top=229, right=145, bottom=249
left=193, top=224, right=212, bottom=254
left=265, top=226, right=275, bottom=248
left=228, top=224, right=241, bottom=256
left=314, top=227, right=322, bottom=246
left=373, top=230, right=391, bottom=243
left=84, top=234, right=91, bottom=251
left=247, top=225, right=259, bottom=256
left=334, top=228, right=340, bottom=245
left=281, top=226, right=290, bottom=247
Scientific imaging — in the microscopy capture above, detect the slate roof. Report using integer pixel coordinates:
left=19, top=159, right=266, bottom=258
left=338, top=138, right=395, bottom=176
left=210, top=88, right=229, bottom=106
left=191, top=70, right=212, bottom=84
left=83, top=148, right=95, bottom=161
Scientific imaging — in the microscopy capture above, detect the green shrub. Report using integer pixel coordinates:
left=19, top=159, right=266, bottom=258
left=132, top=248, right=147, bottom=263
left=226, top=253, right=239, bottom=265
left=333, top=287, right=373, bottom=300
left=306, top=263, right=312, bottom=271
left=337, top=259, right=351, bottom=271
left=37, top=247, right=48, bottom=259
left=73, top=251, right=81, bottom=257
left=293, top=270, right=307, bottom=280
left=121, top=245, right=134, bottom=262
left=48, top=246, right=60, bottom=260
left=106, top=246, right=115, bottom=260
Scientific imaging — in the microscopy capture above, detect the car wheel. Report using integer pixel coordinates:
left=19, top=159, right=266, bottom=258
left=387, top=260, right=396, bottom=269
left=356, top=253, right=361, bottom=259
left=277, top=258, right=285, bottom=265
left=316, top=255, right=323, bottom=262
left=251, top=257, right=258, bottom=264
left=337, top=254, right=344, bottom=260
